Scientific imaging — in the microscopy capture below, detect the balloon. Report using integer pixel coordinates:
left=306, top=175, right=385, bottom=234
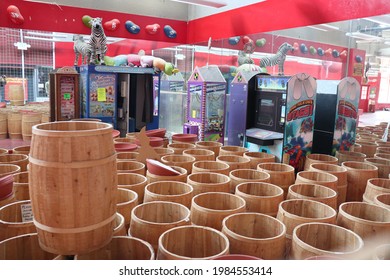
left=125, top=21, right=140, bottom=34
left=104, top=19, right=120, bottom=31
left=146, top=24, right=160, bottom=35
left=7, top=5, right=24, bottom=25
left=164, top=25, right=177, bottom=39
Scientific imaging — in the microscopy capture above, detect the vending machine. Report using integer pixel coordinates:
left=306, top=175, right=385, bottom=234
left=185, top=65, right=227, bottom=143
left=79, top=65, right=160, bottom=136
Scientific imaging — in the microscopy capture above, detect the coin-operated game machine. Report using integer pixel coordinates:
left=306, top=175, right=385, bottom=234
left=184, top=65, right=227, bottom=143
left=49, top=66, right=80, bottom=121
left=79, top=65, right=159, bottom=136
left=282, top=74, right=317, bottom=172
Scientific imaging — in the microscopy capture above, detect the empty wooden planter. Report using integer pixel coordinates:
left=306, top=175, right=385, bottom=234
left=243, top=152, right=276, bottom=169
left=191, top=192, right=246, bottom=231
left=117, top=188, right=138, bottom=229
left=192, top=160, right=230, bottom=176
left=153, top=148, right=174, bottom=161
left=337, top=202, right=390, bottom=246
left=12, top=145, right=30, bottom=155
left=290, top=222, right=364, bottom=260
left=257, top=163, right=295, bottom=199
left=13, top=171, right=30, bottom=201
left=374, top=193, right=390, bottom=209
left=216, top=155, right=251, bottom=172
left=222, top=212, right=286, bottom=260
left=157, top=225, right=229, bottom=260
left=287, top=183, right=338, bottom=210
left=167, top=143, right=196, bottom=155
left=183, top=148, right=215, bottom=161
left=0, top=164, right=21, bottom=179
left=335, top=150, right=366, bottom=165
left=0, top=154, right=29, bottom=172
left=364, top=158, right=390, bottom=178
left=144, top=181, right=193, bottom=209
left=195, top=141, right=223, bottom=157
left=303, top=153, right=338, bottom=171
left=161, top=154, right=196, bottom=174
left=117, top=173, right=148, bottom=204
left=129, top=201, right=191, bottom=251
left=355, top=141, right=379, bottom=157
left=116, top=152, right=140, bottom=162
left=235, top=182, right=284, bottom=217
left=375, top=153, right=390, bottom=160
left=229, top=169, right=270, bottom=194
left=75, top=236, right=155, bottom=260
left=187, top=172, right=230, bottom=196
left=146, top=166, right=187, bottom=184
left=363, top=178, right=390, bottom=204
left=295, top=170, right=338, bottom=193
left=219, top=145, right=248, bottom=156
left=117, top=160, right=146, bottom=175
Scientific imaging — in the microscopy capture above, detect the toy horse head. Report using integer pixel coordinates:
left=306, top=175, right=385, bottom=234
left=90, top=17, right=103, bottom=29
left=279, top=42, right=293, bottom=52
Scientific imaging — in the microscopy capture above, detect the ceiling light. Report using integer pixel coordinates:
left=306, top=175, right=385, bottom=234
left=307, top=26, right=328, bottom=32
left=346, top=32, right=384, bottom=41
left=320, top=24, right=340, bottom=30
left=26, top=31, right=67, bottom=38
left=169, top=0, right=227, bottom=8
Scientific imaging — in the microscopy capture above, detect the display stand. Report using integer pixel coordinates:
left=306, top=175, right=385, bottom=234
left=185, top=65, right=227, bottom=143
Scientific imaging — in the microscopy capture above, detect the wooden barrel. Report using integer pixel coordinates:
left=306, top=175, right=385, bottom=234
left=341, top=161, right=379, bottom=202
left=0, top=200, right=36, bottom=242
left=116, top=152, right=139, bottom=161
left=195, top=140, right=223, bottom=157
left=28, top=121, right=117, bottom=255
left=375, top=153, right=390, bottom=160
left=335, top=150, right=366, bottom=165
left=9, top=84, right=24, bottom=106
left=290, top=222, right=364, bottom=260
left=11, top=145, right=30, bottom=155
left=129, top=201, right=190, bottom=251
left=146, top=166, right=187, bottom=184
left=0, top=154, right=29, bottom=172
left=183, top=148, right=215, bottom=161
left=376, top=147, right=390, bottom=155
left=219, top=145, right=248, bottom=156
left=71, top=118, right=102, bottom=122
left=7, top=112, right=22, bottom=139
left=117, top=160, right=145, bottom=175
left=373, top=193, right=390, bottom=209
left=0, top=233, right=58, bottom=260
left=171, top=134, right=198, bottom=144
left=117, top=188, right=138, bottom=229
left=216, top=155, right=250, bottom=172
left=243, top=152, right=276, bottom=169
left=153, top=148, right=174, bottom=161
left=167, top=143, right=196, bottom=155
left=144, top=181, right=193, bottom=209
left=355, top=141, right=379, bottom=158
left=222, top=212, right=286, bottom=260
left=117, top=173, right=147, bottom=204
left=309, top=163, right=348, bottom=207
left=229, top=169, right=270, bottom=194
left=376, top=141, right=390, bottom=148
left=295, top=170, right=338, bottom=193
left=114, top=137, right=135, bottom=144
left=21, top=112, right=41, bottom=141
left=0, top=149, right=8, bottom=155
left=192, top=160, right=230, bottom=176
left=157, top=225, right=229, bottom=260
left=373, top=244, right=390, bottom=260
left=350, top=143, right=362, bottom=153
left=303, top=154, right=338, bottom=171
left=337, top=202, right=390, bottom=247
left=161, top=154, right=196, bottom=174
left=13, top=171, right=30, bottom=201
left=41, top=113, right=50, bottom=123
left=0, top=113, right=7, bottom=139
left=0, top=164, right=21, bottom=179
left=363, top=178, right=390, bottom=204
left=187, top=172, right=230, bottom=196
left=287, top=183, right=338, bottom=210
left=113, top=212, right=127, bottom=237
left=75, top=236, right=155, bottom=260
left=277, top=199, right=337, bottom=256
left=257, top=163, right=295, bottom=199
left=190, top=192, right=246, bottom=231
left=235, top=182, right=284, bottom=217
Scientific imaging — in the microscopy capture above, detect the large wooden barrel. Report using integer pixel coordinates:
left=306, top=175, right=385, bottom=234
left=0, top=149, right=8, bottom=155
left=0, top=233, right=58, bottom=260
left=195, top=141, right=223, bottom=157
left=216, top=155, right=251, bottom=172
left=129, top=201, right=191, bottom=251
left=75, top=236, right=155, bottom=260
left=222, top=212, right=286, bottom=260
left=219, top=145, right=248, bottom=156
left=229, top=169, right=270, bottom=194
left=341, top=161, right=378, bottom=202
left=187, top=172, right=230, bottom=196
left=0, top=200, right=36, bottom=242
left=287, top=183, right=338, bottom=210
left=153, top=148, right=174, bottom=161
left=161, top=154, right=196, bottom=174
left=0, top=113, right=7, bottom=139
left=157, top=225, right=229, bottom=260
left=183, top=148, right=215, bottom=161
left=376, top=147, right=390, bottom=155
left=9, top=84, right=24, bottom=106
left=257, top=163, right=295, bottom=199
left=7, top=112, right=22, bottom=139
left=190, top=192, right=246, bottom=231
left=337, top=202, right=390, bottom=247
left=363, top=178, right=390, bottom=204
left=28, top=121, right=118, bottom=255
left=290, top=222, right=364, bottom=260
left=364, top=158, right=390, bottom=178
left=335, top=150, right=366, bottom=165
left=243, top=152, right=276, bottom=169
left=117, top=173, right=147, bottom=204
left=235, top=182, right=284, bottom=217
left=192, top=160, right=230, bottom=176
left=303, top=153, right=338, bottom=171
left=0, top=154, right=29, bottom=172
left=144, top=181, right=193, bottom=209
left=21, top=112, right=41, bottom=141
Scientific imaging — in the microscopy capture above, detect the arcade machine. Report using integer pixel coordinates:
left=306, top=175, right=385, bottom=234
left=159, top=72, right=186, bottom=134
left=184, top=65, right=227, bottom=143
left=228, top=72, right=317, bottom=172
left=312, top=77, right=360, bottom=155
left=79, top=65, right=160, bottom=137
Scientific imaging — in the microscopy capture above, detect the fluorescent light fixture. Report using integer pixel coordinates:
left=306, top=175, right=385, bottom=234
left=346, top=32, right=384, bottom=41
left=307, top=26, right=328, bottom=32
left=26, top=31, right=67, bottom=38
left=320, top=24, right=340, bottom=30
left=169, top=0, right=227, bottom=8
left=364, top=17, right=390, bottom=27
left=24, top=36, right=59, bottom=42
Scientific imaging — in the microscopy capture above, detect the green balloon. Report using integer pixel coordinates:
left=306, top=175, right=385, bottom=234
left=82, top=15, right=92, bottom=28
left=256, top=38, right=266, bottom=47
left=309, top=46, right=317, bottom=55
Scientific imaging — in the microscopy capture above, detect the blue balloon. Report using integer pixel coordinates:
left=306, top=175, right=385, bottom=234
left=228, top=36, right=240, bottom=45
left=332, top=49, right=340, bottom=58
left=355, top=55, right=363, bottom=63
left=164, top=25, right=177, bottom=39
left=317, top=47, right=324, bottom=56
left=125, top=21, right=140, bottom=34
left=300, top=43, right=308, bottom=54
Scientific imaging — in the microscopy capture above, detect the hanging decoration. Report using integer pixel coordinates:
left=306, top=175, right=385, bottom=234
left=255, top=38, right=266, bottom=47
left=7, top=5, right=24, bottom=25
left=242, top=36, right=255, bottom=54
left=164, top=25, right=177, bottom=39
left=228, top=36, right=240, bottom=45
left=103, top=19, right=120, bottom=31
left=146, top=24, right=160, bottom=35
left=317, top=47, right=325, bottom=56
left=125, top=21, right=141, bottom=34
left=82, top=15, right=93, bottom=28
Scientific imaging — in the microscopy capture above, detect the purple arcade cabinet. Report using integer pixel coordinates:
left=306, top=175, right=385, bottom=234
left=185, top=65, right=227, bottom=143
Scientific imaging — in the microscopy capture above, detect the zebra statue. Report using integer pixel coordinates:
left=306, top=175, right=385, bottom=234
left=259, top=42, right=293, bottom=75
left=88, top=17, right=107, bottom=65
left=73, top=34, right=90, bottom=66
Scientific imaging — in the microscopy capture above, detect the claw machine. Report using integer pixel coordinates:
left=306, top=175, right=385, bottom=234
left=185, top=65, right=227, bottom=143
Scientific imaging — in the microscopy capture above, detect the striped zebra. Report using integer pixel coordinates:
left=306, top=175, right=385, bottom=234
left=259, top=42, right=293, bottom=75
left=73, top=34, right=90, bottom=66
left=87, top=18, right=107, bottom=65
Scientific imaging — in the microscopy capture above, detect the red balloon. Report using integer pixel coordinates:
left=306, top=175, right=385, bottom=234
left=146, top=24, right=160, bottom=35
left=104, top=19, right=120, bottom=31
left=7, top=5, right=24, bottom=25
